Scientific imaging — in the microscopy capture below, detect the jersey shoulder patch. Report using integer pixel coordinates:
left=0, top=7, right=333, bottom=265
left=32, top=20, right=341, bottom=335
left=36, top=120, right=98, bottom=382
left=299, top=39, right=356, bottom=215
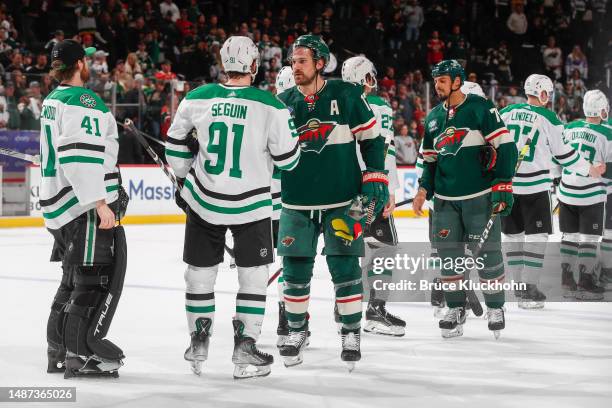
left=45, top=86, right=109, bottom=113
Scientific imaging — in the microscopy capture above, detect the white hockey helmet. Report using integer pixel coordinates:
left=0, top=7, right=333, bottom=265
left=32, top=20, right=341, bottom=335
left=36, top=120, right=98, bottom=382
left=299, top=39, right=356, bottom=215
left=460, top=81, right=485, bottom=98
left=220, top=36, right=260, bottom=77
left=341, top=55, right=377, bottom=89
left=275, top=66, right=295, bottom=94
left=583, top=89, right=609, bottom=120
left=524, top=74, right=554, bottom=104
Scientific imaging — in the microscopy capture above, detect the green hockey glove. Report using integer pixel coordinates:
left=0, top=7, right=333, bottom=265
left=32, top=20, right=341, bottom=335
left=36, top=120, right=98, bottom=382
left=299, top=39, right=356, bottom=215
left=361, top=168, right=389, bottom=217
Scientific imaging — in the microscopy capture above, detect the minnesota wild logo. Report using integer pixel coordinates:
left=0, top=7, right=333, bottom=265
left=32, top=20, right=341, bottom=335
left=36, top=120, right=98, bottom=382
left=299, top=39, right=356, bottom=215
left=434, top=127, right=469, bottom=156
left=297, top=118, right=336, bottom=154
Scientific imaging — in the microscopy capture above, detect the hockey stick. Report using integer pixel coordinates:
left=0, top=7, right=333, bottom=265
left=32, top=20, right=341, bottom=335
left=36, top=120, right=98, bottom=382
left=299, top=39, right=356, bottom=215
left=395, top=197, right=414, bottom=207
left=463, top=137, right=534, bottom=316
left=118, top=122, right=166, bottom=148
left=0, top=146, right=40, bottom=164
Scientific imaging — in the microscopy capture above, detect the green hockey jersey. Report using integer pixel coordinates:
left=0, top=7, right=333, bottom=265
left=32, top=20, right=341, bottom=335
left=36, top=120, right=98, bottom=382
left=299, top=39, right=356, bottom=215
left=278, top=79, right=384, bottom=209
left=420, top=94, right=517, bottom=200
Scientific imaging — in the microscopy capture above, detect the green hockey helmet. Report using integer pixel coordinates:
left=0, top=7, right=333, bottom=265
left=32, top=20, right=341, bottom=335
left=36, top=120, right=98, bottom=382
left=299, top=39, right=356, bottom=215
left=431, top=60, right=465, bottom=85
left=292, top=34, right=330, bottom=69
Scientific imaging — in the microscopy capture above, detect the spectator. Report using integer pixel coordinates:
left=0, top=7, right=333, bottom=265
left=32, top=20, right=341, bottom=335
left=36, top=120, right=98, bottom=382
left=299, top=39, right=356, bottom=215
left=394, top=123, right=418, bottom=165
left=3, top=81, right=20, bottom=129
left=75, top=0, right=99, bottom=34
left=555, top=95, right=571, bottom=122
left=125, top=53, right=143, bottom=77
left=412, top=96, right=426, bottom=138
left=426, top=31, right=445, bottom=68
left=90, top=50, right=109, bottom=76
left=44, top=30, right=64, bottom=53
left=388, top=10, right=405, bottom=51
left=506, top=86, right=526, bottom=105
left=506, top=3, right=528, bottom=38
left=27, top=81, right=42, bottom=122
left=379, top=66, right=397, bottom=91
left=160, top=0, right=180, bottom=23
left=403, top=0, right=424, bottom=42
left=565, top=45, right=588, bottom=79
left=176, top=9, right=195, bottom=38
left=486, top=41, right=512, bottom=84
left=396, top=84, right=413, bottom=124
left=136, top=42, right=155, bottom=75
left=155, top=60, right=177, bottom=81
left=542, top=36, right=563, bottom=80
left=17, top=95, right=37, bottom=130
left=567, top=69, right=587, bottom=98
left=496, top=95, right=508, bottom=109
left=25, top=52, right=48, bottom=83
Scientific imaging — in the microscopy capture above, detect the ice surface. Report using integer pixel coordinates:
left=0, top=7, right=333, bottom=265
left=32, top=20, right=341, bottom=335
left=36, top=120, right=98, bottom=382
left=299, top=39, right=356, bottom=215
left=0, top=218, right=610, bottom=408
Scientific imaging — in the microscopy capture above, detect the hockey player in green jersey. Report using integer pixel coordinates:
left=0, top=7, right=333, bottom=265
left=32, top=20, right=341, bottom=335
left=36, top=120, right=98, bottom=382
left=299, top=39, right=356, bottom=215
left=500, top=74, right=603, bottom=309
left=558, top=90, right=611, bottom=300
left=341, top=55, right=406, bottom=337
left=166, top=36, right=300, bottom=379
left=413, top=60, right=518, bottom=339
left=276, top=35, right=387, bottom=370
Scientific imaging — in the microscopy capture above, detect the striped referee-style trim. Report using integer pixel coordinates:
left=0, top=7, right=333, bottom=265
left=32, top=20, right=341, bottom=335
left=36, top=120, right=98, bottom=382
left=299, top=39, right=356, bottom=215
left=188, top=169, right=270, bottom=201
left=272, top=141, right=300, bottom=171
left=559, top=180, right=606, bottom=199
left=514, top=169, right=552, bottom=187
left=184, top=178, right=272, bottom=215
left=236, top=292, right=266, bottom=315
left=165, top=136, right=195, bottom=159
left=57, top=142, right=105, bottom=165
left=185, top=292, right=215, bottom=313
left=40, top=185, right=80, bottom=220
left=554, top=149, right=580, bottom=167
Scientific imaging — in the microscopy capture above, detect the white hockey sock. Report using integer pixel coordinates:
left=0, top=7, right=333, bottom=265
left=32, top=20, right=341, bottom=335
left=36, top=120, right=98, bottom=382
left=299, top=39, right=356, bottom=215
left=601, top=230, right=612, bottom=270
left=579, top=234, right=600, bottom=273
left=523, top=233, right=548, bottom=285
left=561, top=233, right=580, bottom=272
left=236, top=265, right=269, bottom=341
left=503, top=233, right=525, bottom=283
left=184, top=264, right=218, bottom=334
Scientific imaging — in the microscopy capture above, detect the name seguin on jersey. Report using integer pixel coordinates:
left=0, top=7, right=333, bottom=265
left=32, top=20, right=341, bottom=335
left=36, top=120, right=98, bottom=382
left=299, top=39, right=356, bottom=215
left=434, top=127, right=470, bottom=156
left=297, top=118, right=337, bottom=154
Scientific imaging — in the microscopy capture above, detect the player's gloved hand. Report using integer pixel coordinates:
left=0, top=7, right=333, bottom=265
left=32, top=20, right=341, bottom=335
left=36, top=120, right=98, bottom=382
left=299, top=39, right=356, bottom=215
left=186, top=129, right=199, bottom=155
left=491, top=179, right=514, bottom=216
left=479, top=144, right=497, bottom=173
left=552, top=177, right=561, bottom=187
left=361, top=168, right=389, bottom=217
left=175, top=178, right=188, bottom=212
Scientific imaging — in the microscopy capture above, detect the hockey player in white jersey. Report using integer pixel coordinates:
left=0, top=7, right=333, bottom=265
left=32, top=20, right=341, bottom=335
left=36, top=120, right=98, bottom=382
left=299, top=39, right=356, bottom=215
left=165, top=36, right=300, bottom=379
left=558, top=90, right=611, bottom=300
left=41, top=40, right=128, bottom=378
left=273, top=66, right=294, bottom=347
left=602, top=117, right=612, bottom=286
left=341, top=55, right=405, bottom=336
left=500, top=74, right=603, bottom=308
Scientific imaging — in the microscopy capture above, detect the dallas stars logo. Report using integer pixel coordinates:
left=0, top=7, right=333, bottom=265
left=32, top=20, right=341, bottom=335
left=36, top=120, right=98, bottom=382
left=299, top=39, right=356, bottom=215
left=79, top=94, right=97, bottom=108
left=297, top=118, right=336, bottom=154
left=434, top=127, right=469, bottom=156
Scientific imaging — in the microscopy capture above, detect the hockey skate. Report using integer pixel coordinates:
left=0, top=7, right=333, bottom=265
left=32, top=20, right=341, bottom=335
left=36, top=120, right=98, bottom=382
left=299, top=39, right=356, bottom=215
left=364, top=298, right=405, bottom=337
left=64, top=352, right=122, bottom=379
left=276, top=302, right=289, bottom=348
left=599, top=267, right=612, bottom=288
left=340, top=329, right=361, bottom=372
left=279, top=329, right=308, bottom=367
left=232, top=319, right=273, bottom=379
left=333, top=303, right=342, bottom=334
left=431, top=278, right=447, bottom=319
left=47, top=346, right=66, bottom=373
left=184, top=317, right=212, bottom=375
left=562, top=264, right=578, bottom=298
left=487, top=307, right=505, bottom=340
left=575, top=268, right=605, bottom=300
left=518, top=284, right=546, bottom=309
left=439, top=306, right=466, bottom=338
left=513, top=282, right=526, bottom=300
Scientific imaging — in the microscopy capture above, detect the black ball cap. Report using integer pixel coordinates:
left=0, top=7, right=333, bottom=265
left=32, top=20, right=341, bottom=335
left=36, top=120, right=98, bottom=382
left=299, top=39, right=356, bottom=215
left=51, top=40, right=96, bottom=68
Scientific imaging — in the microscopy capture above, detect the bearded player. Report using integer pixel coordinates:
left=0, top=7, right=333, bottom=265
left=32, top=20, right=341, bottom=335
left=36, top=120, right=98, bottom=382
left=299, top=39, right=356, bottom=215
left=276, top=35, right=387, bottom=370
left=413, top=60, right=518, bottom=339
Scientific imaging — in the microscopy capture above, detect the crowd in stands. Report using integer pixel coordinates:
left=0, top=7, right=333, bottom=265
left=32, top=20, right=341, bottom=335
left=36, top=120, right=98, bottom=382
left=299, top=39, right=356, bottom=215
left=0, top=0, right=610, bottom=165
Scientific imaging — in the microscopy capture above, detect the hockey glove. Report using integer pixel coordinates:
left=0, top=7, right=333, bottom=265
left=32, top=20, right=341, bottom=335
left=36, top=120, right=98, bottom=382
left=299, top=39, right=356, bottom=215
left=479, top=144, right=498, bottom=174
left=491, top=179, right=514, bottom=216
left=175, top=178, right=188, bottom=212
left=186, top=128, right=199, bottom=155
left=361, top=168, right=389, bottom=217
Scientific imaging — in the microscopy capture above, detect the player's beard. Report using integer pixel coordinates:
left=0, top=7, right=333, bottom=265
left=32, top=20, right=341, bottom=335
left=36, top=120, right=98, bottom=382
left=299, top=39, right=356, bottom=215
left=294, top=69, right=316, bottom=87
left=436, top=87, right=449, bottom=101
left=80, top=64, right=90, bottom=82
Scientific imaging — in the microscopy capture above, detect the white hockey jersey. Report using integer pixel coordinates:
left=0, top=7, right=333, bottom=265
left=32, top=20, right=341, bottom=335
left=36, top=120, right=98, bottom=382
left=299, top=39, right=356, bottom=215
left=39, top=85, right=119, bottom=230
left=166, top=83, right=300, bottom=225
left=559, top=120, right=612, bottom=206
left=357, top=94, right=399, bottom=192
left=271, top=167, right=281, bottom=221
left=500, top=103, right=590, bottom=195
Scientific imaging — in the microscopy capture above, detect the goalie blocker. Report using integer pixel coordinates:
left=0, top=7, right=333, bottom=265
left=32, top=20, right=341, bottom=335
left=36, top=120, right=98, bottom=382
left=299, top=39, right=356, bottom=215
left=47, top=208, right=127, bottom=378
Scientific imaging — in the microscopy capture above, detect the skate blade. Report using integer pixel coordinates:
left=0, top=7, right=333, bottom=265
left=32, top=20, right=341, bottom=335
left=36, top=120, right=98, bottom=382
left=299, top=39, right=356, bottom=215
left=493, top=330, right=501, bottom=340
left=575, top=291, right=604, bottom=301
left=345, top=362, right=356, bottom=373
left=233, top=364, right=271, bottom=379
left=441, top=325, right=463, bottom=339
left=64, top=368, right=119, bottom=379
left=190, top=361, right=203, bottom=376
left=518, top=301, right=545, bottom=309
left=364, top=321, right=405, bottom=337
left=282, top=354, right=303, bottom=367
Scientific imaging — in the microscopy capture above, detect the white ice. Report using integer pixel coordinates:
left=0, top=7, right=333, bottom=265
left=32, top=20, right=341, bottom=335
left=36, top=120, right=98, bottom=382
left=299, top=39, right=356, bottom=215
left=0, top=218, right=611, bottom=408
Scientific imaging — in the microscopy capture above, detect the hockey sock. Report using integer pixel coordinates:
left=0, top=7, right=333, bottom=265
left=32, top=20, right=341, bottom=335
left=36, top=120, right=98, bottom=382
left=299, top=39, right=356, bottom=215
left=328, top=255, right=363, bottom=331
left=578, top=234, right=599, bottom=274
left=283, top=256, right=314, bottom=331
left=478, top=250, right=505, bottom=309
left=277, top=274, right=285, bottom=301
left=560, top=233, right=580, bottom=272
left=601, top=231, right=612, bottom=270
left=523, top=233, right=547, bottom=285
left=503, top=233, right=524, bottom=284
left=184, top=264, right=218, bottom=335
left=236, top=265, right=268, bottom=340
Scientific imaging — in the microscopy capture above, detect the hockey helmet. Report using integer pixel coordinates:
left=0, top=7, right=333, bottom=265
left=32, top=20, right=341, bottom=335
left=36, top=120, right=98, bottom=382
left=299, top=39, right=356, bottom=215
left=524, top=74, right=554, bottom=104
left=460, top=81, right=485, bottom=98
left=341, top=55, right=377, bottom=89
left=431, top=60, right=466, bottom=85
left=220, top=36, right=260, bottom=77
left=583, top=89, right=609, bottom=120
left=291, top=34, right=330, bottom=70
left=275, top=66, right=295, bottom=93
